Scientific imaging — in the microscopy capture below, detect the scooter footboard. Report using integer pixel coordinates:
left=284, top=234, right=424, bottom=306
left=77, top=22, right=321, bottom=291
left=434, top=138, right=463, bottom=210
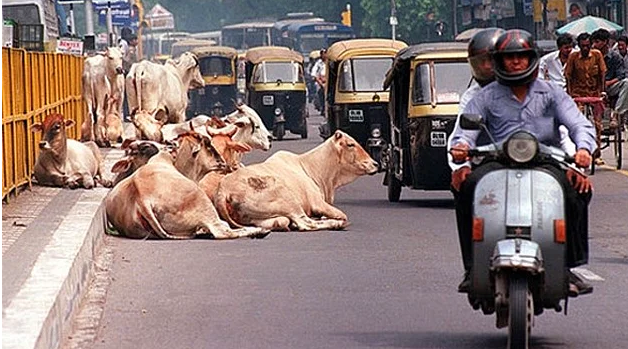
left=471, top=168, right=567, bottom=304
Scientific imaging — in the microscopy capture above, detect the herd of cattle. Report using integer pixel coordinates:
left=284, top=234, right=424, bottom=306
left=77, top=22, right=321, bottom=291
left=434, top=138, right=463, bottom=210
left=29, top=47, right=379, bottom=239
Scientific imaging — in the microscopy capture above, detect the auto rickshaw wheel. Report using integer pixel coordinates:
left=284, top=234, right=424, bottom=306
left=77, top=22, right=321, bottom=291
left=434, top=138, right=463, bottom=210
left=301, top=123, right=308, bottom=139
left=387, top=166, right=401, bottom=202
left=274, top=123, right=285, bottom=141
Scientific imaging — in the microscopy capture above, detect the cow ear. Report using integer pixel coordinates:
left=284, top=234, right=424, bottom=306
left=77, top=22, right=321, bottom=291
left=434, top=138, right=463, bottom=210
left=153, top=108, right=168, bottom=125
left=30, top=123, right=43, bottom=133
left=111, top=158, right=132, bottom=173
left=334, top=130, right=343, bottom=140
left=65, top=119, right=76, bottom=128
left=121, top=138, right=135, bottom=150
left=192, top=143, right=202, bottom=157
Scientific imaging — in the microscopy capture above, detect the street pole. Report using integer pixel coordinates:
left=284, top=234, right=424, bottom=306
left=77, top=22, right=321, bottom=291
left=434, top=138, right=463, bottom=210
left=453, top=0, right=458, bottom=38
left=84, top=0, right=95, bottom=50
left=69, top=4, right=76, bottom=36
left=106, top=1, right=113, bottom=46
left=390, top=0, right=397, bottom=41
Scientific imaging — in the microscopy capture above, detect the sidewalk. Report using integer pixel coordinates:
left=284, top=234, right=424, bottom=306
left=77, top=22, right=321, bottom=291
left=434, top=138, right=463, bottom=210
left=2, top=147, right=124, bottom=349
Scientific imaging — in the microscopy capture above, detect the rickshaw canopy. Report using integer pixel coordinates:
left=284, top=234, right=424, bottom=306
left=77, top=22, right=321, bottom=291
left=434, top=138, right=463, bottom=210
left=326, top=39, right=409, bottom=61
left=384, top=42, right=468, bottom=90
left=192, top=45, right=238, bottom=59
left=170, top=39, right=217, bottom=58
left=245, top=46, right=304, bottom=64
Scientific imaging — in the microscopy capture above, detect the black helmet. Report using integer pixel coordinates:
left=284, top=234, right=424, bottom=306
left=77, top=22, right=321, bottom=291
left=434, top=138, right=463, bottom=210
left=492, top=29, right=539, bottom=86
left=468, top=27, right=505, bottom=86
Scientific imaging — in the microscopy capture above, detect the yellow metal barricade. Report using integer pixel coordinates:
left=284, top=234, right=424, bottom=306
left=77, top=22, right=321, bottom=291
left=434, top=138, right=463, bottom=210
left=2, top=47, right=85, bottom=201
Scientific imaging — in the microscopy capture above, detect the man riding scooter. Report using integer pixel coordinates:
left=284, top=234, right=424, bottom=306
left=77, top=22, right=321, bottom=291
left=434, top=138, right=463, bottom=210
left=449, top=29, right=597, bottom=297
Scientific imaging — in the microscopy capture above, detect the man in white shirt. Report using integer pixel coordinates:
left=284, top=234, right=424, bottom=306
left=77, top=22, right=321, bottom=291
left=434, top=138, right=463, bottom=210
left=539, top=33, right=576, bottom=90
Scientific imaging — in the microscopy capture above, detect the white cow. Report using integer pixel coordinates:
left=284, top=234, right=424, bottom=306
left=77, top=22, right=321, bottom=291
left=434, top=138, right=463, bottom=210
left=214, top=131, right=378, bottom=231
left=81, top=47, right=124, bottom=147
left=126, top=52, right=204, bottom=124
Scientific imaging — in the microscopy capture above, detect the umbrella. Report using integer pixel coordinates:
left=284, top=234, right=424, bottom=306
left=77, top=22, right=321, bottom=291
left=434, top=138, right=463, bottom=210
left=556, top=15, right=623, bottom=36
left=455, top=28, right=484, bottom=42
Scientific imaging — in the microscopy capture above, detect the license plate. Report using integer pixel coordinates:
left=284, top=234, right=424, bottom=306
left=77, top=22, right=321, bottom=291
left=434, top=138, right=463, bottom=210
left=263, top=95, right=274, bottom=105
left=348, top=109, right=364, bottom=122
left=430, top=132, right=447, bottom=147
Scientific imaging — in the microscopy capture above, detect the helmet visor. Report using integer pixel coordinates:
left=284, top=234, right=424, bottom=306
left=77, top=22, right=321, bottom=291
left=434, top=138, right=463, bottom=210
left=468, top=53, right=494, bottom=84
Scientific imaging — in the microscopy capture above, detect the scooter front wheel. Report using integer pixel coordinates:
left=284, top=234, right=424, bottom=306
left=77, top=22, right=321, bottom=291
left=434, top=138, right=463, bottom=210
left=508, top=274, right=533, bottom=349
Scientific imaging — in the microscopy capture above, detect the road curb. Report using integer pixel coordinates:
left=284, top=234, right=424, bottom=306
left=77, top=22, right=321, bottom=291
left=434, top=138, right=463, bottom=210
left=2, top=148, right=122, bottom=349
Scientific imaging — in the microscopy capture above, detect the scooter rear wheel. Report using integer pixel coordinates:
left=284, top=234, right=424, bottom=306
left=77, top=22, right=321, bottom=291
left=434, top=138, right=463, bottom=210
left=508, top=274, right=533, bottom=349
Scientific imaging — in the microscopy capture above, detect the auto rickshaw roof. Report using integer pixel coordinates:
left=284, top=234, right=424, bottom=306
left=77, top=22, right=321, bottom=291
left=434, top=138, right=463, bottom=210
left=191, top=45, right=238, bottom=59
left=326, top=39, right=409, bottom=61
left=309, top=50, right=321, bottom=60
left=383, top=42, right=468, bottom=89
left=245, top=46, right=304, bottom=64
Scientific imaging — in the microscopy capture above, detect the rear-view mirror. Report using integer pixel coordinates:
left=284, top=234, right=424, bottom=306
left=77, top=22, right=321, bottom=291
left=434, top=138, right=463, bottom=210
left=459, top=113, right=483, bottom=130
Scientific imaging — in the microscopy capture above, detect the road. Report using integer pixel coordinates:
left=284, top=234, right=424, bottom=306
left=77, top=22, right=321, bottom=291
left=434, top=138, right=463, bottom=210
left=68, top=110, right=628, bottom=349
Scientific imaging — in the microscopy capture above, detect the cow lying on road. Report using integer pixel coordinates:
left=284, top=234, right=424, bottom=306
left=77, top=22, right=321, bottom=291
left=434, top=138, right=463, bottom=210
left=31, top=113, right=112, bottom=189
left=214, top=131, right=378, bottom=231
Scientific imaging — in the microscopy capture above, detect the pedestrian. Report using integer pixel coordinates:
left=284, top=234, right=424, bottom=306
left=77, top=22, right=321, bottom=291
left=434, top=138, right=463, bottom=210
left=568, top=3, right=584, bottom=23
left=591, top=29, right=628, bottom=130
left=564, top=32, right=606, bottom=163
left=615, top=35, right=628, bottom=69
left=449, top=29, right=596, bottom=296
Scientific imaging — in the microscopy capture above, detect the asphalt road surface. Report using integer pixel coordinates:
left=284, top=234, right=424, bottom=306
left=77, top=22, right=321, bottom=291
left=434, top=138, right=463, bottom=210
left=72, top=111, right=628, bottom=349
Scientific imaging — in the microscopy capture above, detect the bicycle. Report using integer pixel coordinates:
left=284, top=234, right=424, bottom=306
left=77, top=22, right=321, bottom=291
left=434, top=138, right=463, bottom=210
left=573, top=95, right=623, bottom=174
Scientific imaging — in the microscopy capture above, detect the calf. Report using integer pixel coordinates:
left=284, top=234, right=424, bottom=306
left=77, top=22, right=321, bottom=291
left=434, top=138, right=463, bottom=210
left=105, top=149, right=269, bottom=240
left=214, top=131, right=378, bottom=231
left=31, top=113, right=111, bottom=189
left=103, top=94, right=124, bottom=145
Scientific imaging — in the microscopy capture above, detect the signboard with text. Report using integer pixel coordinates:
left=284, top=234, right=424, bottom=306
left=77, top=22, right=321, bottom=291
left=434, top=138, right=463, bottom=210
left=56, top=39, right=83, bottom=55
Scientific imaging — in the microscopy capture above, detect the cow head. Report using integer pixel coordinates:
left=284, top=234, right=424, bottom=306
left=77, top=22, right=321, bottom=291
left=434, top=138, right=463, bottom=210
left=131, top=108, right=168, bottom=142
left=31, top=113, right=74, bottom=151
left=105, top=47, right=124, bottom=75
left=206, top=121, right=252, bottom=170
left=173, top=52, right=204, bottom=90
left=331, top=131, right=378, bottom=176
left=225, top=104, right=272, bottom=151
left=173, top=132, right=226, bottom=181
left=111, top=139, right=164, bottom=185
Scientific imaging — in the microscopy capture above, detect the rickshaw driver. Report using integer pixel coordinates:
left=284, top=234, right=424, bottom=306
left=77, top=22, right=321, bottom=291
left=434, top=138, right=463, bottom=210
left=449, top=29, right=597, bottom=296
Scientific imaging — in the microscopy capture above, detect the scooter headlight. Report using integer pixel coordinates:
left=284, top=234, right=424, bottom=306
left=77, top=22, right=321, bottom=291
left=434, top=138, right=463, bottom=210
left=274, top=108, right=282, bottom=116
left=504, top=131, right=538, bottom=163
left=371, top=127, right=381, bottom=138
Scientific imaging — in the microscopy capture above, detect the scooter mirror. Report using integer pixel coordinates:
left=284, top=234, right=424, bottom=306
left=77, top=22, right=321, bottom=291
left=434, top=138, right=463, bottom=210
left=459, top=113, right=483, bottom=130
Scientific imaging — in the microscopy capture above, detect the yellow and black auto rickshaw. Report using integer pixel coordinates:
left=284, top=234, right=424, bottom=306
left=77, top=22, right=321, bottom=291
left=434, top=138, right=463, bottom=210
left=324, top=39, right=408, bottom=167
left=244, top=46, right=308, bottom=140
left=187, top=46, right=238, bottom=119
left=383, top=42, right=471, bottom=202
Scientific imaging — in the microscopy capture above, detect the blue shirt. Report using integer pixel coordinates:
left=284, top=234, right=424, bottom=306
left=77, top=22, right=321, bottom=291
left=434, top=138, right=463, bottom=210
left=449, top=79, right=596, bottom=154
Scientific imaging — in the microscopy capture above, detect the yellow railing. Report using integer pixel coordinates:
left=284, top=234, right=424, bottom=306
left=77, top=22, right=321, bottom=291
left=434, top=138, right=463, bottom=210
left=2, top=47, right=85, bottom=201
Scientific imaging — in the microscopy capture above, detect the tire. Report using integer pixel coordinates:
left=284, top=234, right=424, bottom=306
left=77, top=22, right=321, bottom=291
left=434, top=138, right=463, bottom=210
left=274, top=123, right=285, bottom=141
left=301, top=119, right=308, bottom=139
left=387, top=165, right=401, bottom=202
left=615, top=125, right=622, bottom=170
left=508, top=274, right=533, bottom=349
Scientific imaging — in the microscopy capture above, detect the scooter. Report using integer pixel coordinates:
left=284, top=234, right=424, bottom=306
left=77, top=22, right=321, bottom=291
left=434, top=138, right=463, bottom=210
left=458, top=114, right=588, bottom=349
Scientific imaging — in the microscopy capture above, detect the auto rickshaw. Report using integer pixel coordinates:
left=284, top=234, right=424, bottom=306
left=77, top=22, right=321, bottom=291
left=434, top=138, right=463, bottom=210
left=244, top=46, right=308, bottom=140
left=324, top=39, right=408, bottom=167
left=382, top=42, right=470, bottom=202
left=186, top=46, right=238, bottom=119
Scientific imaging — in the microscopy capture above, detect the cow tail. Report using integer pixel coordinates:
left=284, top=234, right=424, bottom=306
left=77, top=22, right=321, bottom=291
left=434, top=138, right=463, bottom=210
left=214, top=188, right=244, bottom=228
left=137, top=202, right=191, bottom=240
left=90, top=78, right=98, bottom=124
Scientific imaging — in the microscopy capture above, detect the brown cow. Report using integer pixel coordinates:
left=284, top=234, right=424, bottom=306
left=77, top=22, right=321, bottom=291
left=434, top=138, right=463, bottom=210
left=213, top=131, right=378, bottom=231
left=171, top=132, right=226, bottom=182
left=103, top=94, right=124, bottom=144
left=30, top=113, right=112, bottom=189
left=110, top=139, right=163, bottom=186
left=105, top=148, right=269, bottom=239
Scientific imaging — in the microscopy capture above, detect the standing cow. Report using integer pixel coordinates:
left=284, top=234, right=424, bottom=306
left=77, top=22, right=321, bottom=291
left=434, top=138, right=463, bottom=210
left=214, top=131, right=378, bottom=231
left=126, top=52, right=204, bottom=124
left=31, top=113, right=112, bottom=189
left=81, top=47, right=125, bottom=147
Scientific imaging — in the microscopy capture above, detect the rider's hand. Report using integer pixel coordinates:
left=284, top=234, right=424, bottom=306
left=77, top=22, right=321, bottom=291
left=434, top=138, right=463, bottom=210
left=574, top=148, right=592, bottom=168
left=451, top=166, right=472, bottom=192
left=450, top=142, right=470, bottom=164
left=566, top=167, right=593, bottom=194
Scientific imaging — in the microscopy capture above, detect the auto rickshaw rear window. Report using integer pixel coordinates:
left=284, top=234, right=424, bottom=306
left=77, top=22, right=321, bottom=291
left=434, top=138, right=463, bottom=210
left=199, top=56, right=233, bottom=76
left=412, top=61, right=471, bottom=105
left=253, top=62, right=304, bottom=83
left=339, top=57, right=393, bottom=93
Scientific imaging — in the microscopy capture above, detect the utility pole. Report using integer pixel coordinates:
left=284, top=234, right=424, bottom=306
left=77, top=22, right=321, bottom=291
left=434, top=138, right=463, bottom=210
left=390, top=0, right=397, bottom=41
left=85, top=0, right=95, bottom=50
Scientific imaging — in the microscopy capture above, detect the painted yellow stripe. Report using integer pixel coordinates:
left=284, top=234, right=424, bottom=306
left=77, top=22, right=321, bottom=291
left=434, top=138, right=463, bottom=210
left=252, top=83, right=306, bottom=92
left=598, top=164, right=628, bottom=177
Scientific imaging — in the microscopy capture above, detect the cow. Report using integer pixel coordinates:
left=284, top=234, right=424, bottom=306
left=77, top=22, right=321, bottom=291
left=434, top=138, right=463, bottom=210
left=81, top=47, right=124, bottom=147
left=30, top=113, right=112, bottom=189
left=213, top=131, right=379, bottom=231
left=126, top=52, right=204, bottom=124
left=110, top=139, right=163, bottom=186
left=103, top=94, right=124, bottom=145
left=171, top=132, right=226, bottom=183
left=105, top=148, right=270, bottom=240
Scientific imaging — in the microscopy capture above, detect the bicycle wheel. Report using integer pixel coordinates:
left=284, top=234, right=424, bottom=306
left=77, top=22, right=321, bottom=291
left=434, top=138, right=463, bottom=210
left=615, top=121, right=623, bottom=170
